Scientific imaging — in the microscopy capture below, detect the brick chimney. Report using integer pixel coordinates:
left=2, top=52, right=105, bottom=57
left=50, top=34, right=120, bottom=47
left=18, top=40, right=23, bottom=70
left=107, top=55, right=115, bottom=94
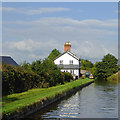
left=64, top=42, right=71, bottom=52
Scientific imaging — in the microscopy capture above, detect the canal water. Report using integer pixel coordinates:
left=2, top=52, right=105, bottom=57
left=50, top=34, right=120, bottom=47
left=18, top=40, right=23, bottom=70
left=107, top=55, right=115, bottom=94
left=26, top=81, right=118, bottom=119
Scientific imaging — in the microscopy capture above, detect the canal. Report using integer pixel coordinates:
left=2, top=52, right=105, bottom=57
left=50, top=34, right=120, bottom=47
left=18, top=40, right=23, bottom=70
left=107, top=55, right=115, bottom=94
left=25, top=81, right=118, bottom=119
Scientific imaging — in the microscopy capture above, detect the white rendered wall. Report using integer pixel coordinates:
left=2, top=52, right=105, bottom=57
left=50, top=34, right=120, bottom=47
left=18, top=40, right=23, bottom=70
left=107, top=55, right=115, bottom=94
left=54, top=52, right=79, bottom=65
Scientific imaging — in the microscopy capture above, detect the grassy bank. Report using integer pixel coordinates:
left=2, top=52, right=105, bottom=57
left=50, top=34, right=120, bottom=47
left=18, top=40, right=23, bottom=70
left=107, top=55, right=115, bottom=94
left=2, top=78, right=93, bottom=117
left=107, top=71, right=120, bottom=83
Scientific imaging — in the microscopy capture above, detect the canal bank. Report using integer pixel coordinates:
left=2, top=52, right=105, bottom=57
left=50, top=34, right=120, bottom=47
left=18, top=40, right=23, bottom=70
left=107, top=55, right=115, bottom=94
left=26, top=81, right=118, bottom=119
left=2, top=78, right=94, bottom=120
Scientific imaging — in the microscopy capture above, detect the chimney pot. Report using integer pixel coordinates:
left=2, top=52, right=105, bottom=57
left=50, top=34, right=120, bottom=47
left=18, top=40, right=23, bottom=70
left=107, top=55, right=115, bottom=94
left=64, top=42, right=71, bottom=52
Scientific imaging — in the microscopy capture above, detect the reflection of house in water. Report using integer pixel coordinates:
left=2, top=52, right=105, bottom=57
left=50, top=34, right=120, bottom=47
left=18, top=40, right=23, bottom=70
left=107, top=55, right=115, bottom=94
left=0, top=56, right=18, bottom=66
left=54, top=42, right=81, bottom=79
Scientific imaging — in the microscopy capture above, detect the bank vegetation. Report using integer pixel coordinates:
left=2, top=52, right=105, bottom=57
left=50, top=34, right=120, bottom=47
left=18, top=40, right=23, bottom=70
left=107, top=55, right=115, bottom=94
left=2, top=78, right=93, bottom=119
left=107, top=71, right=120, bottom=83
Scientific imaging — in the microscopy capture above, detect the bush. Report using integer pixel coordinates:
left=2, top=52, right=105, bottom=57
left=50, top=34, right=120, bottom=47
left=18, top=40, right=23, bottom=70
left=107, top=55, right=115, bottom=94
left=63, top=72, right=73, bottom=82
left=30, top=59, right=67, bottom=87
left=107, top=71, right=120, bottom=82
left=2, top=58, right=73, bottom=95
left=2, top=63, right=43, bottom=96
left=92, top=54, right=118, bottom=81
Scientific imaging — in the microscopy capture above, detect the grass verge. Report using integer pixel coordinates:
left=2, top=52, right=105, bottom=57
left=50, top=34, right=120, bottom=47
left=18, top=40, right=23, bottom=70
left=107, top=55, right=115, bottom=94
left=107, top=71, right=120, bottom=83
left=2, top=78, right=94, bottom=117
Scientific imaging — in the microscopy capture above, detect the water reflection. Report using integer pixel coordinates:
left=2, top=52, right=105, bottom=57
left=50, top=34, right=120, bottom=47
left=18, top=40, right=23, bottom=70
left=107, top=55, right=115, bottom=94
left=26, top=81, right=118, bottom=119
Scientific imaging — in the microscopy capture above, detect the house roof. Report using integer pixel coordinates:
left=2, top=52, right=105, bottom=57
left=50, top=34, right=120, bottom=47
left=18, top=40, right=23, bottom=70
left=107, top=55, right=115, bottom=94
left=0, top=56, right=18, bottom=66
left=54, top=50, right=80, bottom=61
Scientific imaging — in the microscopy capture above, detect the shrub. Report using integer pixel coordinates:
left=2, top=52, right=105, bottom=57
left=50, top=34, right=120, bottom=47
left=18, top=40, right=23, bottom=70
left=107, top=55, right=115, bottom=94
left=2, top=63, right=43, bottom=96
left=92, top=54, right=118, bottom=81
left=107, top=71, right=120, bottom=82
left=63, top=72, right=73, bottom=82
left=2, top=58, right=73, bottom=95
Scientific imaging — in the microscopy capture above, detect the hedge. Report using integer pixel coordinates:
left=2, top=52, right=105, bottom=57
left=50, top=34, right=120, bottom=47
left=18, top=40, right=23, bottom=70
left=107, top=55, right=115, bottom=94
left=2, top=63, right=73, bottom=96
left=2, top=64, right=43, bottom=96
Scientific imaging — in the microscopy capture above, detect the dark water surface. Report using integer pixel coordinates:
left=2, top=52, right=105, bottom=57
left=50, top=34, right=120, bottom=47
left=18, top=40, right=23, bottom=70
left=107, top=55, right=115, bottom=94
left=25, top=81, right=118, bottom=119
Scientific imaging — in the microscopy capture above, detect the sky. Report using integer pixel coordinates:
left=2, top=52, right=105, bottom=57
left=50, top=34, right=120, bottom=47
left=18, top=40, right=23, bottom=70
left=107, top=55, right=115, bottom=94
left=2, top=2, right=118, bottom=64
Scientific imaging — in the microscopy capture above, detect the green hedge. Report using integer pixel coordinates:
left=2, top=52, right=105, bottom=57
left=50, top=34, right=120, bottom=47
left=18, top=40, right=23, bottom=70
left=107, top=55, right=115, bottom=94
left=2, top=63, right=73, bottom=96
left=2, top=64, right=43, bottom=96
left=63, top=72, right=73, bottom=82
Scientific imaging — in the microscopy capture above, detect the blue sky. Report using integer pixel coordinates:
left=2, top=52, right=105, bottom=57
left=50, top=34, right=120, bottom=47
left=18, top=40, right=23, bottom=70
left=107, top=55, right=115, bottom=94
left=3, top=2, right=117, bottom=21
left=2, top=2, right=118, bottom=64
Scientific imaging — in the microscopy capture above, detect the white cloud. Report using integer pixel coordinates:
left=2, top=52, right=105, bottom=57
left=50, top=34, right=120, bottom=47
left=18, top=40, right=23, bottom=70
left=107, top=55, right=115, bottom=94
left=4, top=17, right=117, bottom=29
left=2, top=7, right=16, bottom=12
left=102, top=45, right=111, bottom=55
left=7, top=40, right=33, bottom=51
left=3, top=18, right=117, bottom=43
left=3, top=39, right=62, bottom=63
left=27, top=8, right=70, bottom=15
left=72, top=41, right=103, bottom=58
left=5, top=39, right=55, bottom=52
left=2, top=7, right=70, bottom=15
left=3, top=17, right=117, bottom=64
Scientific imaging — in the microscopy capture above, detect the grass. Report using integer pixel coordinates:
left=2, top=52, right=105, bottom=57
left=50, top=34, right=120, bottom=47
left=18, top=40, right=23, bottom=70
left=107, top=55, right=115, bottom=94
left=2, top=78, right=94, bottom=117
left=107, top=71, right=120, bottom=83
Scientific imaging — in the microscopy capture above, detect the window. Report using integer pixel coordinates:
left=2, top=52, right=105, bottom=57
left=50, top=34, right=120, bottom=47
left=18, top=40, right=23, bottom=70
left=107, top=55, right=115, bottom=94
left=69, top=60, right=73, bottom=64
left=60, top=60, right=63, bottom=64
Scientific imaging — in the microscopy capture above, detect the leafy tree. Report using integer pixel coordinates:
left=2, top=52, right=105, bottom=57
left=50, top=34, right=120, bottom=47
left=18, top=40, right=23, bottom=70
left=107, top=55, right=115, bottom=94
left=48, top=49, right=61, bottom=61
left=21, top=61, right=31, bottom=71
left=30, top=58, right=64, bottom=87
left=81, top=59, right=93, bottom=71
left=92, top=54, right=118, bottom=80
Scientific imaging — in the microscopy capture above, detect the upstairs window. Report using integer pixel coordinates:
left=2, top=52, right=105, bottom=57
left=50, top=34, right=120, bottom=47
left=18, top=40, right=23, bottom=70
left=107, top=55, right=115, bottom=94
left=60, top=60, right=63, bottom=64
left=69, top=60, right=73, bottom=64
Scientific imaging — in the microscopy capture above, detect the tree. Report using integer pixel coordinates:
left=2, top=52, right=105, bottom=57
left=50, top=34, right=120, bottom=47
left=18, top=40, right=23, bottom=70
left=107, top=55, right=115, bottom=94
left=48, top=49, right=61, bottom=61
left=30, top=58, right=64, bottom=87
left=92, top=54, right=118, bottom=80
left=81, top=59, right=93, bottom=71
left=20, top=61, right=31, bottom=71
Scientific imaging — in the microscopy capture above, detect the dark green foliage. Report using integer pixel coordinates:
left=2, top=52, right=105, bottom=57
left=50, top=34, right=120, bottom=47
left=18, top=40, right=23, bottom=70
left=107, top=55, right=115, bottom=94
left=2, top=49, right=73, bottom=95
left=2, top=58, right=73, bottom=95
left=48, top=49, right=61, bottom=61
left=63, top=72, right=73, bottom=82
left=92, top=54, right=118, bottom=80
left=81, top=59, right=93, bottom=71
left=20, top=61, right=31, bottom=71
left=30, top=58, right=72, bottom=87
left=2, top=63, right=43, bottom=96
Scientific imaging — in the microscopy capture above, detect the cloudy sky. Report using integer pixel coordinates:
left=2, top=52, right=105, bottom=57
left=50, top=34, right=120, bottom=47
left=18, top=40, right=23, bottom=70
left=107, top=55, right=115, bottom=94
left=2, top=2, right=118, bottom=64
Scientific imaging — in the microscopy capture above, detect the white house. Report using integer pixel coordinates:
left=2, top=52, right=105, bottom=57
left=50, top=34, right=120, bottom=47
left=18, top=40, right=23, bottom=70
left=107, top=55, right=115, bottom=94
left=54, top=42, right=81, bottom=79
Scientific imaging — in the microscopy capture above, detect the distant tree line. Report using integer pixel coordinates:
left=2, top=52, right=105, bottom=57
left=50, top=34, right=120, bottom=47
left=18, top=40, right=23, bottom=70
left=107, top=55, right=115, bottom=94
left=81, top=54, right=118, bottom=81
